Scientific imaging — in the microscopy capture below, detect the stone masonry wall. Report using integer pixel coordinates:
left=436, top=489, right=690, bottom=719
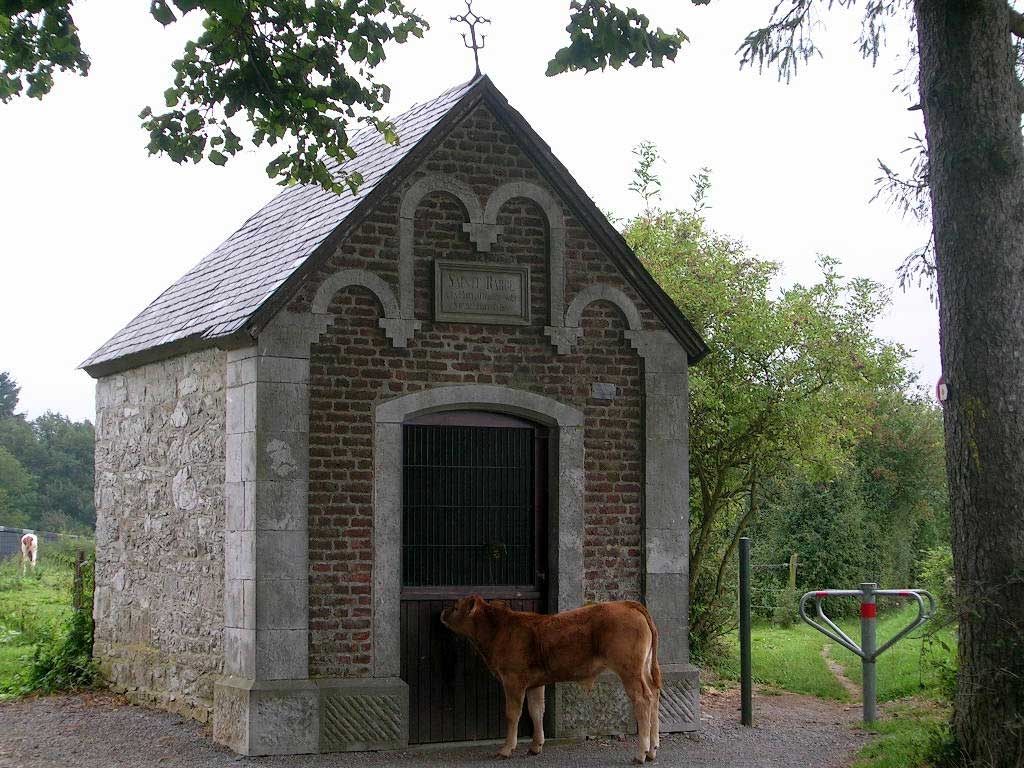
left=297, top=103, right=653, bottom=678
left=93, top=348, right=226, bottom=721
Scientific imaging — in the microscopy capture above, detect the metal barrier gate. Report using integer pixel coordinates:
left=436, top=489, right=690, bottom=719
left=799, top=582, right=936, bottom=723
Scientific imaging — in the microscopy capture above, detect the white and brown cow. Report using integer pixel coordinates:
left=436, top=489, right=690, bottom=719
left=20, top=532, right=38, bottom=574
left=441, top=597, right=661, bottom=764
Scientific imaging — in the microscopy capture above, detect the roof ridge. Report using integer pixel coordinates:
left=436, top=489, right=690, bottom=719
left=81, top=73, right=706, bottom=377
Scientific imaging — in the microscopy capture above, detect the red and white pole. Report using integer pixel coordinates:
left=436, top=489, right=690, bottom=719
left=860, top=583, right=878, bottom=723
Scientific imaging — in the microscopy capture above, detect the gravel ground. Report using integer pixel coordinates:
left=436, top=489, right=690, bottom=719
left=0, top=687, right=871, bottom=768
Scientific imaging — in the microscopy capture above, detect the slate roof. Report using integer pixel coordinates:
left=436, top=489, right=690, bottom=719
left=83, top=75, right=708, bottom=377
left=81, top=78, right=476, bottom=373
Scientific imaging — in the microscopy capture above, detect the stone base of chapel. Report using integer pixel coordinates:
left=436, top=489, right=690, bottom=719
left=212, top=667, right=698, bottom=755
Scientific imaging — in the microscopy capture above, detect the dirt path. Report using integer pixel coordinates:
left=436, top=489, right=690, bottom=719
left=821, top=643, right=862, bottom=700
left=0, top=687, right=871, bottom=768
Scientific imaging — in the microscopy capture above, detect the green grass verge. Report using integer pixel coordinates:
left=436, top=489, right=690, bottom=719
left=0, top=563, right=73, bottom=630
left=832, top=607, right=957, bottom=703
left=713, top=605, right=955, bottom=702
left=0, top=642, right=33, bottom=690
left=851, top=701, right=951, bottom=768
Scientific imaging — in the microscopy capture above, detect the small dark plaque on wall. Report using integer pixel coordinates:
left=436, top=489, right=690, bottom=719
left=434, top=260, right=531, bottom=325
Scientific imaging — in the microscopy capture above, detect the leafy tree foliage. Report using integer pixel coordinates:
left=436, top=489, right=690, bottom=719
left=623, top=164, right=914, bottom=655
left=1, top=1, right=682, bottom=192
left=0, top=371, right=19, bottom=417
left=0, top=372, right=93, bottom=533
left=756, top=468, right=870, bottom=606
left=545, top=0, right=685, bottom=76
left=0, top=0, right=89, bottom=100
left=27, top=413, right=95, bottom=530
left=753, top=392, right=948, bottom=609
left=855, top=392, right=949, bottom=582
left=0, top=446, right=36, bottom=528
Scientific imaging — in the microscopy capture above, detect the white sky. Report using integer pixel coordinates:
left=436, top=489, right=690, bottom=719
left=0, top=0, right=937, bottom=423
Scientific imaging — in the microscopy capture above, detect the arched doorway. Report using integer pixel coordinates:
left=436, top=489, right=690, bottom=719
left=399, top=411, right=548, bottom=744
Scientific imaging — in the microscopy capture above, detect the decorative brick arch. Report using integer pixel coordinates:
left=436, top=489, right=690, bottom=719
left=564, top=284, right=643, bottom=332
left=399, top=175, right=484, bottom=222
left=399, top=175, right=576, bottom=349
left=310, top=269, right=419, bottom=349
left=483, top=182, right=567, bottom=339
left=551, top=284, right=645, bottom=355
left=371, top=385, right=585, bottom=679
left=399, top=176, right=484, bottom=320
left=312, top=269, right=401, bottom=317
left=483, top=180, right=564, bottom=228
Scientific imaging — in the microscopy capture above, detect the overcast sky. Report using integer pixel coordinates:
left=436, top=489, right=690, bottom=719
left=0, top=0, right=937, bottom=422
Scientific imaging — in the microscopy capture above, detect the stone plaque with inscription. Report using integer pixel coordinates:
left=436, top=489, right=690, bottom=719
left=434, top=260, right=530, bottom=325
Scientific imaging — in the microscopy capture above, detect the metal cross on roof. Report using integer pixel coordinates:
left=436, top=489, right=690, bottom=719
left=450, top=0, right=490, bottom=77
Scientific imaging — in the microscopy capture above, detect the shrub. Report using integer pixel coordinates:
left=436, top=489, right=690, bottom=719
left=917, top=545, right=957, bottom=702
left=771, top=586, right=801, bottom=628
left=919, top=545, right=955, bottom=622
left=9, top=609, right=96, bottom=695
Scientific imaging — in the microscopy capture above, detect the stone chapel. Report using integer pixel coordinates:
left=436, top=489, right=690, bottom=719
left=82, top=75, right=707, bottom=755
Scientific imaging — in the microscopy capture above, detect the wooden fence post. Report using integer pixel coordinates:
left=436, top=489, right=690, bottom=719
left=788, top=553, right=798, bottom=590
left=72, top=549, right=85, bottom=613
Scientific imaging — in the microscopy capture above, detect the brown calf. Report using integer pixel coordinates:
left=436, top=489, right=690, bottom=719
left=441, top=597, right=661, bottom=764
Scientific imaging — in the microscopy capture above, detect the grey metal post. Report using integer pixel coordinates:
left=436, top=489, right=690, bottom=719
left=860, top=582, right=878, bottom=723
left=739, top=537, right=752, bottom=726
left=799, top=584, right=934, bottom=726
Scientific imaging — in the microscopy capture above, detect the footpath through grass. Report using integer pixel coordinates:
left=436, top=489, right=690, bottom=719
left=711, top=605, right=957, bottom=768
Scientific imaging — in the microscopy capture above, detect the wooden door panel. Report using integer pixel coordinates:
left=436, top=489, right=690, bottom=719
left=400, top=598, right=538, bottom=744
left=399, top=420, right=547, bottom=745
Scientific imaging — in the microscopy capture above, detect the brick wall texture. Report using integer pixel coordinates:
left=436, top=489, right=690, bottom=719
left=93, top=348, right=226, bottom=720
left=296, top=103, right=665, bottom=679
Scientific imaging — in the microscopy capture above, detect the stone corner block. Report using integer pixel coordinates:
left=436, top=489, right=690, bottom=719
left=257, top=315, right=318, bottom=359
left=378, top=317, right=421, bottom=348
left=552, top=673, right=632, bottom=738
left=544, top=325, right=582, bottom=355
left=257, top=431, right=309, bottom=482
left=213, top=676, right=251, bottom=753
left=659, top=664, right=700, bottom=733
left=624, top=329, right=689, bottom=371
left=213, top=676, right=319, bottom=756
left=317, top=677, right=409, bottom=752
left=254, top=628, right=308, bottom=680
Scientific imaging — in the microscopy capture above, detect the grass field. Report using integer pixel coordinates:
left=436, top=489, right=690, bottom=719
left=850, top=702, right=950, bottom=768
left=716, top=604, right=956, bottom=700
left=0, top=554, right=78, bottom=693
left=831, top=606, right=957, bottom=703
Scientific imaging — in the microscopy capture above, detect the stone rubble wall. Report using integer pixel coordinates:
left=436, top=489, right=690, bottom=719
left=93, top=347, right=227, bottom=722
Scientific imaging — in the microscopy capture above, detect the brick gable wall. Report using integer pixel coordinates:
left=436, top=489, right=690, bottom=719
left=298, top=103, right=663, bottom=678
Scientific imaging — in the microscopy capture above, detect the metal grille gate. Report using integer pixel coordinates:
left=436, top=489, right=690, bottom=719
left=400, top=412, right=547, bottom=744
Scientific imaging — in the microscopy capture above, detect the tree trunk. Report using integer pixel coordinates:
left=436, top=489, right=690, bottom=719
left=913, top=3, right=1024, bottom=764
